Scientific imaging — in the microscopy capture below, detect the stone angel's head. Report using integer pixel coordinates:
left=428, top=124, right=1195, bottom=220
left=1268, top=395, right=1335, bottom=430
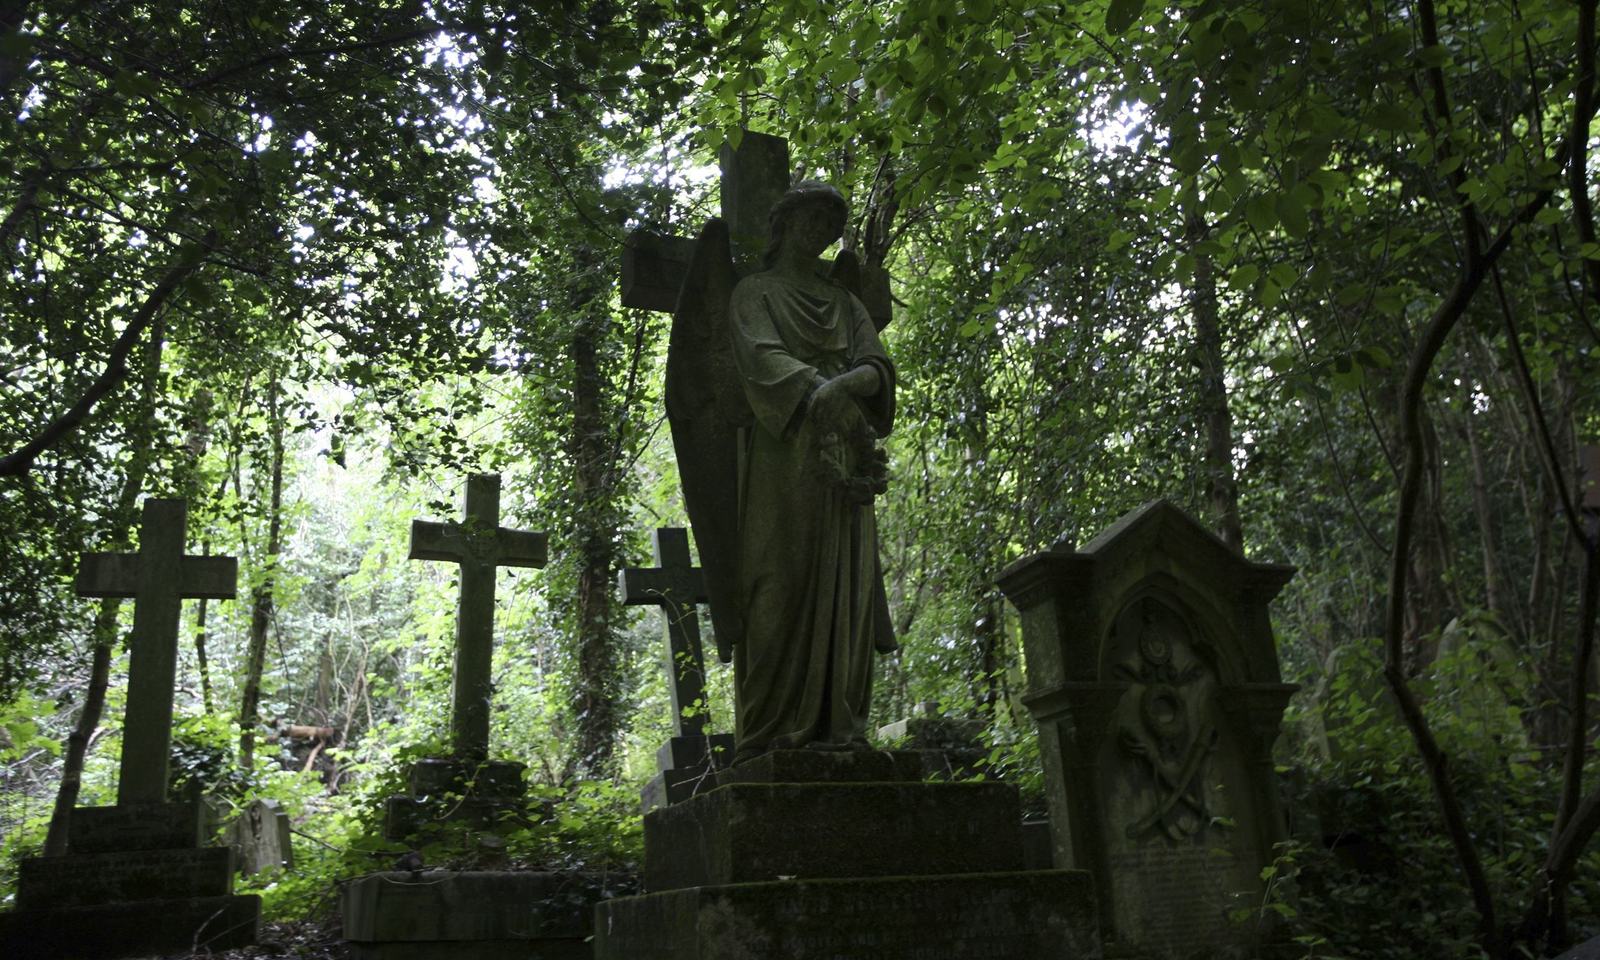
left=763, top=180, right=849, bottom=266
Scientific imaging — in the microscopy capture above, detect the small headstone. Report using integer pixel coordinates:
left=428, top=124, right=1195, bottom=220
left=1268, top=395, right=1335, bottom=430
left=226, top=798, right=293, bottom=876
left=620, top=527, right=734, bottom=810
left=999, top=500, right=1299, bottom=960
left=0, top=499, right=259, bottom=959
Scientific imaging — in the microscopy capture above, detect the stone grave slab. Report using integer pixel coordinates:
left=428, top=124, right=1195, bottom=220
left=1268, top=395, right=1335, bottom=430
left=17, top=846, right=235, bottom=910
left=66, top=799, right=205, bottom=853
left=0, top=893, right=260, bottom=959
left=343, top=870, right=595, bottom=960
left=999, top=499, right=1298, bottom=960
left=0, top=498, right=259, bottom=960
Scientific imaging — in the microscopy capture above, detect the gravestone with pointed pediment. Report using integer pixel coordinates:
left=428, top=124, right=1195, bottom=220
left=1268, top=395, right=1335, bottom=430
left=620, top=527, right=734, bottom=810
left=0, top=499, right=260, bottom=960
left=998, top=500, right=1299, bottom=960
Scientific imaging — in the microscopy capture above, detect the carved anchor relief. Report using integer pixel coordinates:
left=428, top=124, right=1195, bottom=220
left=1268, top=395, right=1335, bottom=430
left=1115, top=601, right=1217, bottom=842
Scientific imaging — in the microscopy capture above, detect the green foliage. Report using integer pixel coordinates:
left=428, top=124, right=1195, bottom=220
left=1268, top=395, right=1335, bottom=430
left=1274, top=632, right=1600, bottom=957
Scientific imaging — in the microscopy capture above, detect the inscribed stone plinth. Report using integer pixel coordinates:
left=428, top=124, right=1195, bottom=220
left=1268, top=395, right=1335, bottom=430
left=0, top=498, right=259, bottom=960
left=998, top=500, right=1298, bottom=960
left=594, top=749, right=1100, bottom=960
left=342, top=870, right=597, bottom=960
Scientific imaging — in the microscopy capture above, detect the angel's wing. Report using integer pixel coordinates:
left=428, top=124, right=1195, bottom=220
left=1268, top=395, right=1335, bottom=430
left=666, top=218, right=749, bottom=663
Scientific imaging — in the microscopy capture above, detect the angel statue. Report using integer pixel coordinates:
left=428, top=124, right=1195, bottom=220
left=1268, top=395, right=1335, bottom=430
left=667, top=179, right=897, bottom=764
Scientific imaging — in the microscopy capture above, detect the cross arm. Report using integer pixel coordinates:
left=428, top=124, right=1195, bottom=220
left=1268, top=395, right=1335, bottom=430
left=75, top=553, right=237, bottom=600
left=621, top=231, right=695, bottom=312
left=409, top=520, right=463, bottom=563
left=618, top=566, right=708, bottom=607
left=495, top=529, right=547, bottom=568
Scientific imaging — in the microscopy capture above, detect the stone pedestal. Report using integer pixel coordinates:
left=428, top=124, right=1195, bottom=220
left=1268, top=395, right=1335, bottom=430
left=998, top=501, right=1299, bottom=960
left=342, top=870, right=596, bottom=960
left=0, top=801, right=260, bottom=959
left=594, top=749, right=1101, bottom=959
left=876, top=701, right=988, bottom=780
left=383, top=758, right=532, bottom=841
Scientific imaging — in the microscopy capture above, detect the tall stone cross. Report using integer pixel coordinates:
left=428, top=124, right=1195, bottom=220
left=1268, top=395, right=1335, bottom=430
left=410, top=473, right=546, bottom=760
left=619, top=130, right=893, bottom=327
left=619, top=528, right=711, bottom=738
left=75, top=498, right=237, bottom=806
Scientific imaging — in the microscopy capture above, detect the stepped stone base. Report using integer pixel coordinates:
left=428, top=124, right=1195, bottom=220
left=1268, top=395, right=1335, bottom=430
left=599, top=749, right=1100, bottom=960
left=342, top=870, right=598, bottom=960
left=0, top=893, right=260, bottom=959
left=713, top=748, right=923, bottom=786
left=643, top=735, right=735, bottom=811
left=594, top=871, right=1100, bottom=960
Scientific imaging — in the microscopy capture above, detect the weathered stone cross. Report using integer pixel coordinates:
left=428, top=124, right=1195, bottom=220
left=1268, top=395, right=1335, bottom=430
left=619, top=528, right=711, bottom=738
left=410, top=473, right=546, bottom=760
left=619, top=130, right=892, bottom=327
left=76, top=498, right=237, bottom=806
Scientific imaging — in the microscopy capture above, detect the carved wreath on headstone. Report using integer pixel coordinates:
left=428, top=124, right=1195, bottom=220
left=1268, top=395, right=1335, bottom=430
left=1115, top=601, right=1218, bottom=842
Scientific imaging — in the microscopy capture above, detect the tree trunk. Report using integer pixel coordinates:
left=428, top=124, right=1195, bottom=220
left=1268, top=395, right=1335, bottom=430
left=43, top=318, right=165, bottom=855
left=1187, top=210, right=1244, bottom=553
left=238, top=380, right=285, bottom=774
left=1463, top=409, right=1510, bottom=635
left=568, top=256, right=622, bottom=778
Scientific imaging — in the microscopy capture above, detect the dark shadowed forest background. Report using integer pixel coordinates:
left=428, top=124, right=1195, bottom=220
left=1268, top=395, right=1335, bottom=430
left=0, top=1, right=1597, bottom=957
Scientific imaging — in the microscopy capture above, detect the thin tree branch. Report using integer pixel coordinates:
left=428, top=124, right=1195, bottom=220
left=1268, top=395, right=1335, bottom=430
left=1570, top=0, right=1600, bottom=301
left=1490, top=265, right=1584, bottom=540
left=183, top=23, right=442, bottom=91
left=0, top=233, right=213, bottom=478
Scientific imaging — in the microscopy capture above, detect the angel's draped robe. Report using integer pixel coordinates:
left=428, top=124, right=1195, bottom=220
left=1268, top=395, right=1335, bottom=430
left=728, top=271, right=896, bottom=758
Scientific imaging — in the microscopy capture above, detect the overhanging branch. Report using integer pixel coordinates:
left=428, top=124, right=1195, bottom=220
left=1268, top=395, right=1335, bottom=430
left=0, top=234, right=213, bottom=478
